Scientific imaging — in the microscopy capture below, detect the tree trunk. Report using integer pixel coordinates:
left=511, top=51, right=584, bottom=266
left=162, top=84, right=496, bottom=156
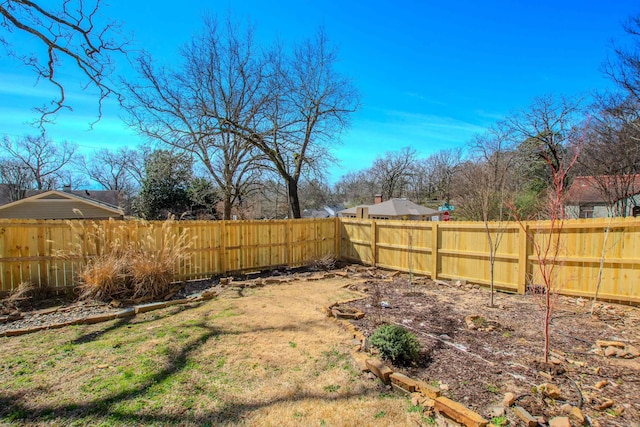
left=544, top=290, right=551, bottom=364
left=223, top=193, right=232, bottom=220
left=287, top=177, right=302, bottom=219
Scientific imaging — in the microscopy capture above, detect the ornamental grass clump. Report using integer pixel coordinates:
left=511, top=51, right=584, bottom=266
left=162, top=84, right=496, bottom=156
left=67, top=217, right=193, bottom=302
left=369, top=324, right=421, bottom=366
left=77, top=255, right=129, bottom=300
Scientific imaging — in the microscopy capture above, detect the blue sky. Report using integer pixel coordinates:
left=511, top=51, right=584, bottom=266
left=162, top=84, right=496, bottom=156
left=1, top=1, right=639, bottom=183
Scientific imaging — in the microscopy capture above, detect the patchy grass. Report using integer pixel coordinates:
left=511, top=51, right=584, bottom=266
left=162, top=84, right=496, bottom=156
left=1, top=278, right=424, bottom=426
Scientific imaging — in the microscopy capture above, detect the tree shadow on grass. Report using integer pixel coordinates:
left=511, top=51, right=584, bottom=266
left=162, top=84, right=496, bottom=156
left=70, top=301, right=207, bottom=345
left=1, top=311, right=222, bottom=423
left=2, top=378, right=390, bottom=426
left=0, top=311, right=387, bottom=426
left=71, top=315, right=134, bottom=345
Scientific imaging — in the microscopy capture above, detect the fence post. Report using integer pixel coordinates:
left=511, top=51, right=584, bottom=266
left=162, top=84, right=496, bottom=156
left=517, top=224, right=528, bottom=294
left=431, top=222, right=439, bottom=280
left=370, top=220, right=377, bottom=266
left=220, top=221, right=227, bottom=274
left=287, top=220, right=293, bottom=266
left=334, top=216, right=341, bottom=260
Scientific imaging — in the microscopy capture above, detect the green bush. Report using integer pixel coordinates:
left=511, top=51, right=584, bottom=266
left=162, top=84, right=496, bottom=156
left=369, top=324, right=421, bottom=365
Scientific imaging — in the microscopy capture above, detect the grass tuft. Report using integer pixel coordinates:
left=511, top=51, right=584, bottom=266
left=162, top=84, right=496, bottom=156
left=63, top=217, right=194, bottom=302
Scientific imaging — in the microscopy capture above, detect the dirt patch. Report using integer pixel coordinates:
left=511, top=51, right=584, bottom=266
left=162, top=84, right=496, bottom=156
left=341, top=269, right=640, bottom=425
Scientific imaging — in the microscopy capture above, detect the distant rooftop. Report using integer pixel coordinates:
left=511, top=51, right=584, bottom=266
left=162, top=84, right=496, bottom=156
left=339, top=198, right=438, bottom=217
left=566, top=175, right=640, bottom=204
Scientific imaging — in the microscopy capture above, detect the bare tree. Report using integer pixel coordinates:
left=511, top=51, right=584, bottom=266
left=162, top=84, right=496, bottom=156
left=76, top=147, right=140, bottom=192
left=229, top=29, right=358, bottom=218
left=0, top=134, right=77, bottom=190
left=406, top=162, right=436, bottom=205
left=451, top=160, right=489, bottom=221
left=0, top=158, right=31, bottom=200
left=468, top=126, right=517, bottom=306
left=299, top=178, right=333, bottom=211
left=424, top=148, right=463, bottom=204
left=603, top=13, right=640, bottom=109
left=333, top=170, right=377, bottom=206
left=507, top=95, right=584, bottom=218
left=75, top=146, right=141, bottom=214
left=514, top=137, right=582, bottom=365
left=123, top=17, right=264, bottom=220
left=0, top=0, right=127, bottom=126
left=579, top=94, right=640, bottom=216
left=369, top=147, right=417, bottom=200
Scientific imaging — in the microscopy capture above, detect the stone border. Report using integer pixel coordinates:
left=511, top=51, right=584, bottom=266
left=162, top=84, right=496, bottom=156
left=0, top=290, right=219, bottom=338
left=323, top=295, right=491, bottom=427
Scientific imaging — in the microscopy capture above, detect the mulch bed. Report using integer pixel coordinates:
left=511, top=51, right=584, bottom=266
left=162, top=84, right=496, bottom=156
left=338, top=268, right=640, bottom=426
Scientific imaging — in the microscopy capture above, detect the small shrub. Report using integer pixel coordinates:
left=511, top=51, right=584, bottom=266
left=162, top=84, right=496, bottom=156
left=491, top=416, right=509, bottom=426
left=485, top=383, right=499, bottom=394
left=311, top=254, right=336, bottom=271
left=369, top=324, right=421, bottom=365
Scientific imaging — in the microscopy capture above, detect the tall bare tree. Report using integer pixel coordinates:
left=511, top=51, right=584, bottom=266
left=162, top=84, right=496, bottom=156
left=592, top=11, right=640, bottom=216
left=0, top=0, right=127, bottom=126
left=0, top=158, right=31, bottom=200
left=507, top=94, right=584, bottom=216
left=333, top=170, right=377, bottom=207
left=424, top=148, right=463, bottom=204
left=603, top=13, right=640, bottom=110
left=0, top=134, right=77, bottom=190
left=228, top=29, right=358, bottom=218
left=123, top=17, right=264, bottom=219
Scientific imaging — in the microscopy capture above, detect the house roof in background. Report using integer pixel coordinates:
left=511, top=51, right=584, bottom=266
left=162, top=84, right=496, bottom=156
left=339, top=198, right=439, bottom=217
left=302, top=209, right=330, bottom=219
left=566, top=175, right=640, bottom=204
left=302, top=204, right=346, bottom=219
left=0, top=185, right=122, bottom=208
left=0, top=190, right=124, bottom=216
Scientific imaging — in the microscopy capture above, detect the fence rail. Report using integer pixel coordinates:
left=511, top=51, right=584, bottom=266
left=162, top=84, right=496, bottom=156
left=0, top=218, right=337, bottom=293
left=1, top=216, right=639, bottom=305
left=339, top=217, right=640, bottom=305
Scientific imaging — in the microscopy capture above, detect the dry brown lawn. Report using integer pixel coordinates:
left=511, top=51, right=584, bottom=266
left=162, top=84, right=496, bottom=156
left=0, top=278, right=425, bottom=426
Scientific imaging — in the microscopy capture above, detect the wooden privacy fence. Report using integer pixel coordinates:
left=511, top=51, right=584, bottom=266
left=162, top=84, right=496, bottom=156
left=338, top=217, right=640, bottom=305
left=0, top=218, right=337, bottom=293
left=2, top=216, right=639, bottom=304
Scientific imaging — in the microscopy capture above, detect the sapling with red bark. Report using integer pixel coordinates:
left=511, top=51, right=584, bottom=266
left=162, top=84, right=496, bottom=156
left=510, top=135, right=582, bottom=365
